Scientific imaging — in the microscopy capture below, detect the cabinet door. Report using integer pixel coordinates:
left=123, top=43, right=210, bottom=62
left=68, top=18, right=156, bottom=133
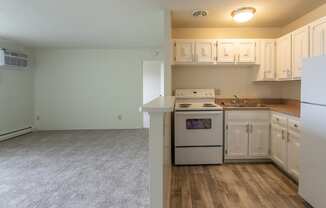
left=292, top=26, right=309, bottom=79
left=217, top=40, right=236, bottom=63
left=195, top=40, right=217, bottom=63
left=226, top=122, right=249, bottom=159
left=237, top=40, right=256, bottom=63
left=277, top=34, right=292, bottom=80
left=310, top=16, right=326, bottom=57
left=249, top=122, right=270, bottom=158
left=287, top=130, right=300, bottom=180
left=174, top=40, right=195, bottom=63
left=260, top=40, right=276, bottom=80
left=271, top=125, right=288, bottom=169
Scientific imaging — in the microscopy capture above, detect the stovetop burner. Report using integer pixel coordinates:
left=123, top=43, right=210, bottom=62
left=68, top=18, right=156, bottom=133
left=203, top=103, right=217, bottom=107
left=179, top=103, right=191, bottom=108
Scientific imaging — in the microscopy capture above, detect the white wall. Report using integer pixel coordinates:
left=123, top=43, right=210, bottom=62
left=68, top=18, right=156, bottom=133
left=280, top=81, right=301, bottom=100
left=143, top=61, right=164, bottom=128
left=143, top=61, right=164, bottom=104
left=173, top=65, right=283, bottom=98
left=0, top=39, right=34, bottom=135
left=34, top=48, right=162, bottom=130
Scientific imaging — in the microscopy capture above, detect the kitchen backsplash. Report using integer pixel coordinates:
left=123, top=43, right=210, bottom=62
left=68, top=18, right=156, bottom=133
left=172, top=66, right=301, bottom=100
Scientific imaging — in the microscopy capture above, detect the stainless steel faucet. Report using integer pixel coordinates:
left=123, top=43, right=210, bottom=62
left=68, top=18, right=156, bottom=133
left=233, top=95, right=240, bottom=104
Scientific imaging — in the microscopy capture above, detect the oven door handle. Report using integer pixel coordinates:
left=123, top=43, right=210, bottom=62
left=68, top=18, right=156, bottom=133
left=175, top=111, right=223, bottom=115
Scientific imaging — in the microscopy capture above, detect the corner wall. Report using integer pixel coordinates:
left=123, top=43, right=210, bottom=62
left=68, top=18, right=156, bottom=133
left=0, top=39, right=34, bottom=135
left=173, top=27, right=282, bottom=39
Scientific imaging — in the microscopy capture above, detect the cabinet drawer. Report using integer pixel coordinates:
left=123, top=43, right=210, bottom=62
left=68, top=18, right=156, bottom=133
left=288, top=119, right=301, bottom=133
left=175, top=147, right=223, bottom=165
left=271, top=114, right=287, bottom=127
left=226, top=111, right=270, bottom=121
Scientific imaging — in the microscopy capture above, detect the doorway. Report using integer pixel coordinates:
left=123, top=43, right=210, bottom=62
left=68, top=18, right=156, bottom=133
left=142, top=61, right=164, bottom=128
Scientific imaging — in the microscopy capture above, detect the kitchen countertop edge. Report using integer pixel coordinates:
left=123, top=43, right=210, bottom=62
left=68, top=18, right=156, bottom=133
left=222, top=105, right=300, bottom=118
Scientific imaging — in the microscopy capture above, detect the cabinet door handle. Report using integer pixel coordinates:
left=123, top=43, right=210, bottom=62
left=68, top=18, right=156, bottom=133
left=281, top=130, right=284, bottom=140
left=250, top=124, right=253, bottom=133
left=246, top=124, right=250, bottom=133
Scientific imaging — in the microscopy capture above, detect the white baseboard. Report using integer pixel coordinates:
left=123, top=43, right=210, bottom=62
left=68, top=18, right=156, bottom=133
left=0, top=127, right=33, bottom=142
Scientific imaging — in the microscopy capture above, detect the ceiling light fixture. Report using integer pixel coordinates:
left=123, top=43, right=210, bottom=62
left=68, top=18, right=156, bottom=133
left=231, top=7, right=256, bottom=23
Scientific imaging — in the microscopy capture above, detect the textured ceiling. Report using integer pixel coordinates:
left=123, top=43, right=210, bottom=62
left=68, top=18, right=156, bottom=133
left=0, top=0, right=164, bottom=48
left=171, top=0, right=326, bottom=28
left=0, top=0, right=325, bottom=48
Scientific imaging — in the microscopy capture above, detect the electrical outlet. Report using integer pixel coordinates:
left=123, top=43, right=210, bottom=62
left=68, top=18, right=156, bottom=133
left=36, top=116, right=40, bottom=121
left=118, top=114, right=123, bottom=120
left=215, top=89, right=221, bottom=96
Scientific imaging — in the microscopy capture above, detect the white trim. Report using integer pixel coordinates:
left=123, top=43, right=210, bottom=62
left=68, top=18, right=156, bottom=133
left=0, top=127, right=33, bottom=142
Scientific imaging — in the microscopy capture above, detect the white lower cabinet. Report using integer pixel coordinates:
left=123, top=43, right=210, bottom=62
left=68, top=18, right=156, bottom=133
left=225, top=111, right=270, bottom=160
left=271, top=124, right=288, bottom=169
left=271, top=113, right=301, bottom=180
left=225, top=111, right=301, bottom=180
left=249, top=122, right=270, bottom=157
left=226, top=121, right=249, bottom=158
left=287, top=130, right=300, bottom=180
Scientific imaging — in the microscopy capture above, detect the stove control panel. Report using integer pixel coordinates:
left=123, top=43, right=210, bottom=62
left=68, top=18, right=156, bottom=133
left=175, top=89, right=215, bottom=99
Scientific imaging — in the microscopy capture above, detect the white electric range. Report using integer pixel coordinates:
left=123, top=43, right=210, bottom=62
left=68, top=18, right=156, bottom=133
left=174, top=89, right=224, bottom=165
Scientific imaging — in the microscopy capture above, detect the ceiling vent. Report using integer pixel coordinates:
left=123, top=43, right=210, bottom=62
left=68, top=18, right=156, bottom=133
left=0, top=48, right=29, bottom=68
left=192, top=9, right=208, bottom=17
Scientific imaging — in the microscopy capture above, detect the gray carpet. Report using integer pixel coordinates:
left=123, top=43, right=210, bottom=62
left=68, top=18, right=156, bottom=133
left=0, top=129, right=149, bottom=208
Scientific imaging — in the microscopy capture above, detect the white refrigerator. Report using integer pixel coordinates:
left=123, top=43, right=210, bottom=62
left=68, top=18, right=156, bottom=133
left=299, top=56, right=326, bottom=208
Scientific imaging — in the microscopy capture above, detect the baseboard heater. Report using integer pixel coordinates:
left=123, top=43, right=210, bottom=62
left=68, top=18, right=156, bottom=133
left=0, top=127, right=33, bottom=142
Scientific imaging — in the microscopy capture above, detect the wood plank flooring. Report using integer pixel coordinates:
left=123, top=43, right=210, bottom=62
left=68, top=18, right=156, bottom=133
left=170, top=164, right=305, bottom=208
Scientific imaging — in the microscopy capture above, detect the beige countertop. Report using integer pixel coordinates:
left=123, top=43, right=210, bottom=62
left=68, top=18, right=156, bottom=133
left=142, top=96, right=175, bottom=113
left=267, top=104, right=300, bottom=117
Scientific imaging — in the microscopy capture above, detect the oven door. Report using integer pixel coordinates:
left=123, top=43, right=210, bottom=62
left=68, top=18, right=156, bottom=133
left=175, top=111, right=223, bottom=146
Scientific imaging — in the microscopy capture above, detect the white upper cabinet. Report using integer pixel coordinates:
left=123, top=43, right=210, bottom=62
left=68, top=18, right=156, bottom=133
left=217, top=40, right=237, bottom=63
left=173, top=39, right=259, bottom=65
left=217, top=39, right=256, bottom=63
left=277, top=34, right=292, bottom=80
left=237, top=40, right=257, bottom=63
left=292, top=26, right=309, bottom=80
left=195, top=40, right=217, bottom=63
left=310, top=16, right=326, bottom=57
left=174, top=40, right=195, bottom=63
left=256, top=40, right=276, bottom=81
